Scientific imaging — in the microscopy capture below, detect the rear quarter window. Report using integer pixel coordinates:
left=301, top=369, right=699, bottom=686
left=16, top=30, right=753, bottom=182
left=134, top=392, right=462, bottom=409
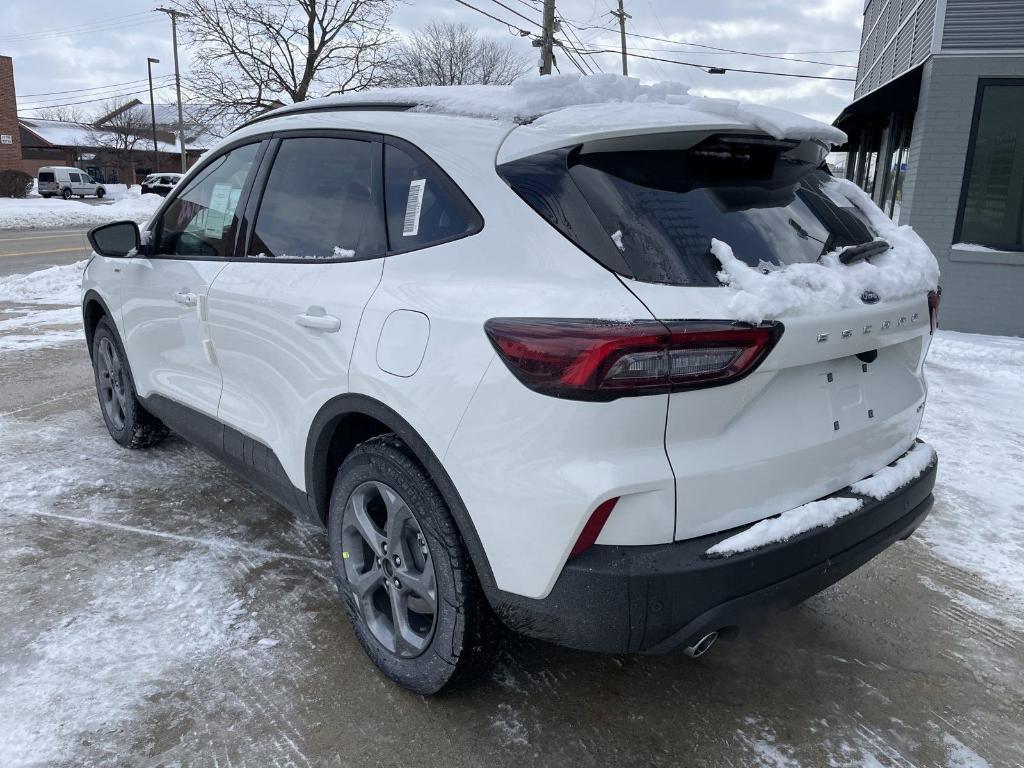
left=383, top=143, right=482, bottom=253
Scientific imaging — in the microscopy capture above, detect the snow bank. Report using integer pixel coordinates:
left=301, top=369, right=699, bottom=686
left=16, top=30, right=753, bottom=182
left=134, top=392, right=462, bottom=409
left=0, top=192, right=162, bottom=230
left=713, top=179, right=940, bottom=322
left=0, top=261, right=86, bottom=351
left=850, top=442, right=936, bottom=500
left=918, top=330, right=1024, bottom=605
left=268, top=73, right=845, bottom=147
left=0, top=260, right=86, bottom=305
left=706, top=497, right=863, bottom=556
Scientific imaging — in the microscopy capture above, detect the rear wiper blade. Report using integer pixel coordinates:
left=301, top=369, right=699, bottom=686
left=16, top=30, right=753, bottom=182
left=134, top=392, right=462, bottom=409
left=838, top=239, right=890, bottom=265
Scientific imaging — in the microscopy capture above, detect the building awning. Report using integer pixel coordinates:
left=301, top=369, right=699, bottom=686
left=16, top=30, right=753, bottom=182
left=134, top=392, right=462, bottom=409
left=833, top=65, right=924, bottom=148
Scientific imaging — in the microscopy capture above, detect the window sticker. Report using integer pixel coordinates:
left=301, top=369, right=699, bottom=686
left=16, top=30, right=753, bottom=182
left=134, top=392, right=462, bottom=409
left=402, top=179, right=426, bottom=237
left=204, top=183, right=239, bottom=237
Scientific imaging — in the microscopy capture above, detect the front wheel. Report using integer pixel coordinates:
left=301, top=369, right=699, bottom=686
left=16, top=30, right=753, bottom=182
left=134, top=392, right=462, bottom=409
left=91, top=317, right=169, bottom=449
left=96, top=188, right=105, bottom=199
left=328, top=436, right=504, bottom=694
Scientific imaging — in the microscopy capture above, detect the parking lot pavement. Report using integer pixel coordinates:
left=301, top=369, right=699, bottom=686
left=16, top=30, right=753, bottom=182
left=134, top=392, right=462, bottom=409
left=1, top=242, right=1023, bottom=767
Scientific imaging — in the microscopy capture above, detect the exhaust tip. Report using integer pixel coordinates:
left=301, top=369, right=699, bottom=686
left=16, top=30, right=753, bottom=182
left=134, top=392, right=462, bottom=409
left=684, top=630, right=719, bottom=658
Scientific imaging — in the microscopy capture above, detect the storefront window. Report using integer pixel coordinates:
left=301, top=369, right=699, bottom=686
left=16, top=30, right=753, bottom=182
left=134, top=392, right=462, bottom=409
left=956, top=81, right=1024, bottom=251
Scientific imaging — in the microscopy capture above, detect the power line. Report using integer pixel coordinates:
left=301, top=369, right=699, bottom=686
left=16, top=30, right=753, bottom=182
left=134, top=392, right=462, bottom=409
left=17, top=77, right=163, bottom=99
left=559, top=20, right=601, bottom=73
left=571, top=23, right=859, bottom=63
left=574, top=49, right=857, bottom=81
left=0, top=11, right=153, bottom=41
left=0, top=16, right=160, bottom=43
left=17, top=82, right=177, bottom=113
left=484, top=0, right=541, bottom=27
left=452, top=0, right=533, bottom=36
left=18, top=76, right=177, bottom=109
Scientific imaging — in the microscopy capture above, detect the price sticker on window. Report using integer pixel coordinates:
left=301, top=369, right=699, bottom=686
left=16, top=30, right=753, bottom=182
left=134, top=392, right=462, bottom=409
left=403, top=179, right=426, bottom=237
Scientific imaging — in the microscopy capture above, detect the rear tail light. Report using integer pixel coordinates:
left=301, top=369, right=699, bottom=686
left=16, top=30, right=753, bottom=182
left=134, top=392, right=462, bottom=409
left=569, top=497, right=618, bottom=559
left=484, top=318, right=783, bottom=401
left=928, top=288, right=942, bottom=334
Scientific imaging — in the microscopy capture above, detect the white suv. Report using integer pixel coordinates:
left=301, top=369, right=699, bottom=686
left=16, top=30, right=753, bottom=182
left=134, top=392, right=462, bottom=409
left=81, top=80, right=939, bottom=694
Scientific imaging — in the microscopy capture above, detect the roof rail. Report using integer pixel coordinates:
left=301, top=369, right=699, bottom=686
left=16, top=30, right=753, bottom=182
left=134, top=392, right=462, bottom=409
left=234, top=102, right=416, bottom=133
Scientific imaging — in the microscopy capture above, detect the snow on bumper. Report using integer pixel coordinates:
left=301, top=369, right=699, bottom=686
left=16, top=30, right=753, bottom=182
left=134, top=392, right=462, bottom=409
left=708, top=442, right=937, bottom=557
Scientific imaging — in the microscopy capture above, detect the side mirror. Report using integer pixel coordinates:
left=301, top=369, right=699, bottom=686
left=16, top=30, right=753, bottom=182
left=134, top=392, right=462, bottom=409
left=88, top=220, right=140, bottom=258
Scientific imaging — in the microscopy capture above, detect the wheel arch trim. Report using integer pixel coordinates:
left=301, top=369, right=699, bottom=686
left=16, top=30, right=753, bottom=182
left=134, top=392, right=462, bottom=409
left=305, top=393, right=497, bottom=590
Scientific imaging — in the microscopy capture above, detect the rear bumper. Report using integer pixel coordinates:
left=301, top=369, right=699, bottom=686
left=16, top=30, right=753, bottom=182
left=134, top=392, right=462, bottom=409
left=491, top=445, right=937, bottom=654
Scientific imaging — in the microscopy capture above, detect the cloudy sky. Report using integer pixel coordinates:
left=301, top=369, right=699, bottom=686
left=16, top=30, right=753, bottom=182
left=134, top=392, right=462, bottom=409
left=3, top=0, right=863, bottom=125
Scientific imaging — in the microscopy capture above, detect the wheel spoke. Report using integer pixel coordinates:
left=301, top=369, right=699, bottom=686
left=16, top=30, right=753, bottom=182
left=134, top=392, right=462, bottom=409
left=387, top=585, right=423, bottom=655
left=348, top=565, right=383, bottom=600
left=347, top=492, right=386, bottom=553
left=399, top=564, right=436, bottom=613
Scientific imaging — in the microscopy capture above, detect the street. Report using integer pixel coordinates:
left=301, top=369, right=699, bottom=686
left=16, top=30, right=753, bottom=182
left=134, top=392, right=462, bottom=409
left=0, top=228, right=91, bottom=277
left=1, top=233, right=1022, bottom=767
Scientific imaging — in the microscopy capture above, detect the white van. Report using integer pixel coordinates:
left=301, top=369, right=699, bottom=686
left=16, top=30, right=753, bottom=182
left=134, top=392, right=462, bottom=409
left=37, top=167, right=106, bottom=200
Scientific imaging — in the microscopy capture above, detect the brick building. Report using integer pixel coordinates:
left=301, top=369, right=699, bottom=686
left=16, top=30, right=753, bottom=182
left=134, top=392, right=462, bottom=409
left=835, top=0, right=1024, bottom=337
left=1, top=54, right=211, bottom=183
left=0, top=56, right=24, bottom=174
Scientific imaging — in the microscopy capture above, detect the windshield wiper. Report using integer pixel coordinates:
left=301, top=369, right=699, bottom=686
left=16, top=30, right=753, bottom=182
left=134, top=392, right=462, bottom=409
left=838, top=239, right=890, bottom=265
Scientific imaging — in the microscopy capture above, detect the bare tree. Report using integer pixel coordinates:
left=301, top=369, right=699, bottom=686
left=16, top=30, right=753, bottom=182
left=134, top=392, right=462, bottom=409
left=87, top=100, right=149, bottom=179
left=171, top=0, right=396, bottom=124
left=32, top=105, right=89, bottom=123
left=385, top=22, right=529, bottom=87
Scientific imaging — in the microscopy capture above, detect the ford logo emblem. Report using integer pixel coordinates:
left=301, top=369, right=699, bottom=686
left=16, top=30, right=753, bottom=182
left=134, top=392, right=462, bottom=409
left=861, top=290, right=880, bottom=305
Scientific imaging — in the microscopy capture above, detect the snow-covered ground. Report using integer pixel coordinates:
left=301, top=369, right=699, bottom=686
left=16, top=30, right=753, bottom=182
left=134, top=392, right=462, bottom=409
left=0, top=189, right=162, bottom=231
left=1, top=256, right=1022, bottom=766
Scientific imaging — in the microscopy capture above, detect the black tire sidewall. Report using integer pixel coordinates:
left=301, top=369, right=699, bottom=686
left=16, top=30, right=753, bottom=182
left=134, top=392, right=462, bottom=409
left=61, top=188, right=72, bottom=200
left=328, top=441, right=468, bottom=695
left=92, top=318, right=142, bottom=447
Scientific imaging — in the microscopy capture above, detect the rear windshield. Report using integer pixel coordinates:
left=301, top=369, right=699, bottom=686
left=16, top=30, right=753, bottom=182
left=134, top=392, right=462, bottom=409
left=499, top=134, right=877, bottom=286
left=38, top=172, right=55, bottom=182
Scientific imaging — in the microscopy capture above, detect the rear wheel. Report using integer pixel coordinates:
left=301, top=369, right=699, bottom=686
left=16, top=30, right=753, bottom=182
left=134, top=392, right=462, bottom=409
left=328, top=435, right=504, bottom=694
left=96, top=188, right=105, bottom=199
left=61, top=188, right=72, bottom=200
left=91, top=317, right=169, bottom=449
left=41, top=193, right=52, bottom=199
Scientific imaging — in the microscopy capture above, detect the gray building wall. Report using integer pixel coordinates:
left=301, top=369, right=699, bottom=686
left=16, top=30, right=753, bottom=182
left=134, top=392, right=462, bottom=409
left=855, top=0, right=937, bottom=99
left=900, top=55, right=1024, bottom=336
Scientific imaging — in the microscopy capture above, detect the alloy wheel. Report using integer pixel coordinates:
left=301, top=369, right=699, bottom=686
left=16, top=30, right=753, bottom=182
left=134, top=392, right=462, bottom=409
left=96, top=336, right=128, bottom=431
left=341, top=480, right=437, bottom=658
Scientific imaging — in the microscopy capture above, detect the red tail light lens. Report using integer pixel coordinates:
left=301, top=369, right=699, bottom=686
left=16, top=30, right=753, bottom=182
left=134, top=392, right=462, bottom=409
left=569, top=497, right=618, bottom=559
left=928, top=288, right=942, bottom=334
left=484, top=318, right=783, bottom=401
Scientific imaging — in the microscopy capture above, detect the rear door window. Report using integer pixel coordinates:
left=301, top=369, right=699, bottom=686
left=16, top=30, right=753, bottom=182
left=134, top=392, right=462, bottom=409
left=248, top=136, right=384, bottom=260
left=157, top=142, right=260, bottom=257
left=68, top=172, right=81, bottom=183
left=383, top=143, right=481, bottom=253
left=38, top=172, right=54, bottom=183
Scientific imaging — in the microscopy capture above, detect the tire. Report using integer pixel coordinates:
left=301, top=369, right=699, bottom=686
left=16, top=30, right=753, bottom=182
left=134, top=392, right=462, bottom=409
left=91, top=316, right=169, bottom=449
left=61, top=188, right=72, bottom=200
left=328, top=435, right=504, bottom=694
left=41, top=194, right=51, bottom=199
left=96, top=188, right=105, bottom=199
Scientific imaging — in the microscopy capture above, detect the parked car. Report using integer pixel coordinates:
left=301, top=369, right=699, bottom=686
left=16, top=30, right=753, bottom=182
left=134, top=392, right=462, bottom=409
left=81, top=90, right=939, bottom=695
left=37, top=166, right=106, bottom=199
left=140, top=172, right=184, bottom=197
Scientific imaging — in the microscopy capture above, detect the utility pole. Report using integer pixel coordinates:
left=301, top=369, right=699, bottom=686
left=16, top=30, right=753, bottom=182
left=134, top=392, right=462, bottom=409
left=539, top=0, right=556, bottom=75
left=156, top=7, right=188, bottom=173
left=147, top=57, right=160, bottom=173
left=609, top=0, right=631, bottom=76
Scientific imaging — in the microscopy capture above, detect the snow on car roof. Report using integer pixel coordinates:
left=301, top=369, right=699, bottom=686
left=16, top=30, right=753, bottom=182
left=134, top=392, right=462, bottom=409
left=250, top=74, right=847, bottom=156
